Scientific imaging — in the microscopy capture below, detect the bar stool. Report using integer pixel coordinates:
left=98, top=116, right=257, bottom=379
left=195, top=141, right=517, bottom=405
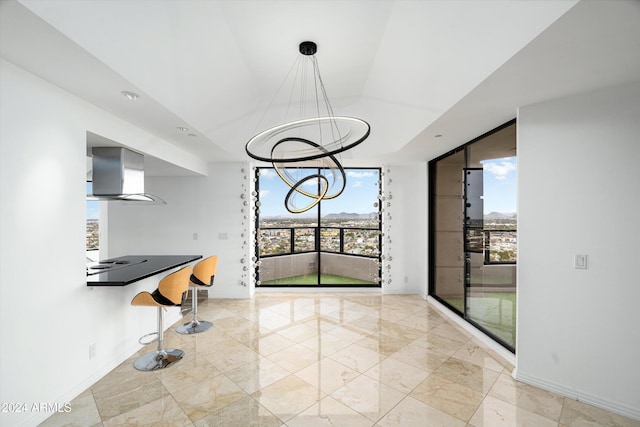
left=131, top=265, right=191, bottom=371
left=176, top=255, right=218, bottom=335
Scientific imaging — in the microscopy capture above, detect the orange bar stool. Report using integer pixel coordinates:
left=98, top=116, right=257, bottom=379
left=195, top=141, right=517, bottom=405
left=131, top=265, right=191, bottom=371
left=176, top=255, right=218, bottom=335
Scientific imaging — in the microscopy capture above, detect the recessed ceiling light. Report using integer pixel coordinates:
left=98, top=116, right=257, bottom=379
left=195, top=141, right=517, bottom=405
left=176, top=126, right=189, bottom=132
left=120, top=91, right=140, bottom=101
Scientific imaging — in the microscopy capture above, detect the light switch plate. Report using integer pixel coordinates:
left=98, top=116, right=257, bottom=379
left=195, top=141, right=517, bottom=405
left=574, top=254, right=588, bottom=269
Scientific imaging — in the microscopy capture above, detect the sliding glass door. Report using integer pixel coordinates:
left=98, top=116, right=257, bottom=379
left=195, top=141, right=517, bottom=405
left=430, top=120, right=517, bottom=351
left=432, top=149, right=465, bottom=312
left=465, top=126, right=517, bottom=348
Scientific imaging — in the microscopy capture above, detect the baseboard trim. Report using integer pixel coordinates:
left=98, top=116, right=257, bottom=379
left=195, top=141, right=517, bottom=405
left=514, top=371, right=640, bottom=421
left=26, top=310, right=183, bottom=427
left=20, top=341, right=141, bottom=427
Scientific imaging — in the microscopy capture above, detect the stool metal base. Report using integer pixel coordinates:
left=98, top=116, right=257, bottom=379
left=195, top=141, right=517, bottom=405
left=133, top=348, right=184, bottom=371
left=176, top=319, right=213, bottom=335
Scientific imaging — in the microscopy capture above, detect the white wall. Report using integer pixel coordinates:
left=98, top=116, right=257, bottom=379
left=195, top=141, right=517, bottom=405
left=382, top=163, right=428, bottom=296
left=108, top=163, right=428, bottom=297
left=107, top=163, right=254, bottom=299
left=516, top=81, right=640, bottom=420
left=0, top=59, right=197, bottom=427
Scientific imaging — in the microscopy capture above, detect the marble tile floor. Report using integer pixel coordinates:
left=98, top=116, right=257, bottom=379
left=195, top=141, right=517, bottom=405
left=40, top=294, right=639, bottom=427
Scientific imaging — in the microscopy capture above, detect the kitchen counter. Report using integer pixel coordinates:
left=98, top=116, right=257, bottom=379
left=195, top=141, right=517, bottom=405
left=87, top=255, right=202, bottom=286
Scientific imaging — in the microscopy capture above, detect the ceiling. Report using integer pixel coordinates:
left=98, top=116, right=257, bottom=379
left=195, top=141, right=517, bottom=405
left=2, top=0, right=640, bottom=175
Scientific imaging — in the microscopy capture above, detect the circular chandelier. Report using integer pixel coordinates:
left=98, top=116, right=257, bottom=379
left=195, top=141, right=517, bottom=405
left=245, top=41, right=370, bottom=213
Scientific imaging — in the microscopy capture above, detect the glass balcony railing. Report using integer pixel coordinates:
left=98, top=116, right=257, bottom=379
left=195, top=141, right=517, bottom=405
left=486, top=229, right=517, bottom=263
left=466, top=228, right=517, bottom=264
left=258, top=252, right=380, bottom=286
left=258, top=226, right=380, bottom=258
left=256, top=226, right=381, bottom=286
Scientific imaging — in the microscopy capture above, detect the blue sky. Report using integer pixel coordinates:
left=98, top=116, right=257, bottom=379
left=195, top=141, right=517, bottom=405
left=86, top=182, right=99, bottom=219
left=86, top=170, right=381, bottom=220
left=481, top=156, right=517, bottom=214
left=259, top=168, right=380, bottom=217
left=86, top=160, right=516, bottom=220
left=258, top=161, right=516, bottom=218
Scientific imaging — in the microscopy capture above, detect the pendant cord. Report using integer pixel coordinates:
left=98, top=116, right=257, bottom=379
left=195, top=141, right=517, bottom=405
left=245, top=41, right=369, bottom=215
left=252, top=52, right=300, bottom=137
left=253, top=48, right=343, bottom=151
left=312, top=55, right=343, bottom=148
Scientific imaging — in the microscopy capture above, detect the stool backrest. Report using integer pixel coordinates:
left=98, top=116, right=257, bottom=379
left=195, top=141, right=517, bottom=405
left=158, top=266, right=191, bottom=304
left=191, top=255, right=218, bottom=287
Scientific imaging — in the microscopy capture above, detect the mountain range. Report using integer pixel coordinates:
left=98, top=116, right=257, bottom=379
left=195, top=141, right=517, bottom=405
left=484, top=211, right=517, bottom=220
left=263, top=212, right=377, bottom=220
left=263, top=211, right=515, bottom=220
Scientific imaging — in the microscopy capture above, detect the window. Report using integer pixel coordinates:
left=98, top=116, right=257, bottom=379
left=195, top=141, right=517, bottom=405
left=86, top=182, right=100, bottom=261
left=256, top=167, right=381, bottom=287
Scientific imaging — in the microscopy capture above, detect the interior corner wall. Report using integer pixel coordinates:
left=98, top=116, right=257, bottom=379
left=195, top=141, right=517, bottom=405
left=382, top=163, right=428, bottom=296
left=106, top=162, right=253, bottom=299
left=0, top=59, right=196, bottom=427
left=516, top=81, right=640, bottom=420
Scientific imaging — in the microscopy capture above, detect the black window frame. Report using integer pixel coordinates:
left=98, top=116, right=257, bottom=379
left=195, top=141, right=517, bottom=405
left=255, top=166, right=383, bottom=287
left=428, top=119, right=517, bottom=352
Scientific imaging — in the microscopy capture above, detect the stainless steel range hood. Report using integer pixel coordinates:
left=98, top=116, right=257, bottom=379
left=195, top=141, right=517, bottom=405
left=88, top=147, right=165, bottom=203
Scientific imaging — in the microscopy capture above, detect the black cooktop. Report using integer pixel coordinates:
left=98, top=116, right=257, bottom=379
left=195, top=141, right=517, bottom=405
left=86, top=255, right=202, bottom=286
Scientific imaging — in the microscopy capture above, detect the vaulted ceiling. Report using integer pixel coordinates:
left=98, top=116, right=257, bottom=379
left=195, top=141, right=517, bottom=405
left=2, top=0, right=639, bottom=175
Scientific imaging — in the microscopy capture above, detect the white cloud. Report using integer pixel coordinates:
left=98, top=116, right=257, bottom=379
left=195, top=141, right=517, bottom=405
left=347, top=171, right=376, bottom=179
left=351, top=181, right=363, bottom=188
left=259, top=190, right=271, bottom=198
left=259, top=169, right=277, bottom=179
left=483, top=161, right=516, bottom=180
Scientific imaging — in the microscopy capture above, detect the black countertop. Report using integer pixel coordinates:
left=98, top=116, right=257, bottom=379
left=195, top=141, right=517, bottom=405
left=86, top=255, right=202, bottom=286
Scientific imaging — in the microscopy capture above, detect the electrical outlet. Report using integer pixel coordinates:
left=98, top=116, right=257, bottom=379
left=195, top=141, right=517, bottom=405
left=89, top=343, right=96, bottom=360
